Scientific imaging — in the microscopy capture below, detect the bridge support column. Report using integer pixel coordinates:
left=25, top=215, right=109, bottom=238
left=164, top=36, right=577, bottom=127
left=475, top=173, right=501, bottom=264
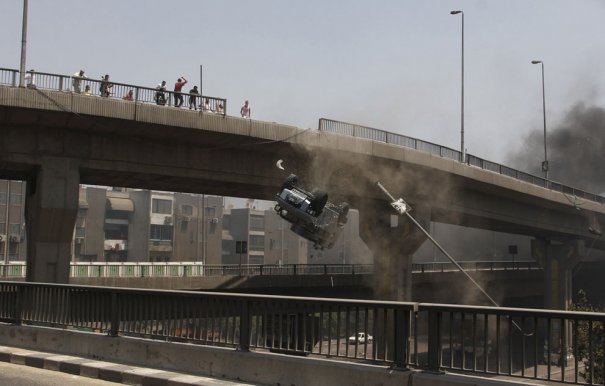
left=25, top=157, right=80, bottom=283
left=359, top=203, right=431, bottom=301
left=531, top=238, right=584, bottom=311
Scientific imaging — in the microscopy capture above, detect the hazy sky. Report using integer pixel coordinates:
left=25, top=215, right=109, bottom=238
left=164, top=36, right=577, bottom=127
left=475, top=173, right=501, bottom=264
left=2, top=0, right=605, bottom=167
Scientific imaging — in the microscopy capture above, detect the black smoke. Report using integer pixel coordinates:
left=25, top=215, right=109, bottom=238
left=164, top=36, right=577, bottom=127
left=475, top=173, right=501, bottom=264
left=508, top=103, right=605, bottom=194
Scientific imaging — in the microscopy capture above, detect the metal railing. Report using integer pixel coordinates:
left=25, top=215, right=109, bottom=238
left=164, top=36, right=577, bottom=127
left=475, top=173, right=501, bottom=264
left=319, top=118, right=605, bottom=204
left=0, top=68, right=227, bottom=115
left=0, top=281, right=602, bottom=384
left=0, top=261, right=538, bottom=279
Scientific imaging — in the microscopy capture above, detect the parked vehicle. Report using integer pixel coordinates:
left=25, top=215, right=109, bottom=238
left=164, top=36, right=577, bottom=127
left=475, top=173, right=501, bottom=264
left=348, top=332, right=373, bottom=345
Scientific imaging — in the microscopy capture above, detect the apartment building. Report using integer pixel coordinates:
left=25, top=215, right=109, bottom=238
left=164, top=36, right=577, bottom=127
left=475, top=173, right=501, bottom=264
left=75, top=186, right=223, bottom=262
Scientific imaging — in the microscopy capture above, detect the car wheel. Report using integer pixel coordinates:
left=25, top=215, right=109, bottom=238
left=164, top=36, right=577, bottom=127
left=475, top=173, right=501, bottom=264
left=310, top=189, right=328, bottom=213
left=282, top=174, right=298, bottom=190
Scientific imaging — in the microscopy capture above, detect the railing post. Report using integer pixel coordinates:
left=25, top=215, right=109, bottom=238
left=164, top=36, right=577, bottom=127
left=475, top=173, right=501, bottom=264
left=239, top=299, right=250, bottom=352
left=324, top=264, right=327, bottom=275
left=427, top=309, right=441, bottom=372
left=260, top=265, right=263, bottom=275
left=12, top=284, right=23, bottom=325
left=11, top=71, right=17, bottom=87
left=293, top=264, right=297, bottom=275
left=394, top=308, right=409, bottom=368
left=108, top=292, right=119, bottom=337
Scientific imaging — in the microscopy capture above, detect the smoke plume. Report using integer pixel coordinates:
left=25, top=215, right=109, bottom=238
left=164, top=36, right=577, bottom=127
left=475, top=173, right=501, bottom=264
left=508, top=103, right=605, bottom=194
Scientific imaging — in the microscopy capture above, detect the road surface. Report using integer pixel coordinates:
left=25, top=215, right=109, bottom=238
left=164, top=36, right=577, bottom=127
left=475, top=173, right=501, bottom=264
left=0, top=361, right=121, bottom=385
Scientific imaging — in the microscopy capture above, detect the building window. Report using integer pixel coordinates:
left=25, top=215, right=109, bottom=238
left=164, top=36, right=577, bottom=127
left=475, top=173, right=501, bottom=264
left=152, top=198, right=172, bottom=214
left=249, top=235, right=265, bottom=251
left=8, top=223, right=20, bottom=236
left=0, top=223, right=5, bottom=234
left=249, top=215, right=264, bottom=231
left=105, top=224, right=128, bottom=240
left=9, top=193, right=22, bottom=206
left=181, top=204, right=193, bottom=216
left=150, top=224, right=173, bottom=241
left=205, top=207, right=216, bottom=218
left=75, top=227, right=85, bottom=238
left=0, top=193, right=6, bottom=205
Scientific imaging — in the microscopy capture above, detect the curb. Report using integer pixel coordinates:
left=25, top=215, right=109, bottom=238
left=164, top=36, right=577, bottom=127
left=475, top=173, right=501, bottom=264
left=0, top=345, right=258, bottom=386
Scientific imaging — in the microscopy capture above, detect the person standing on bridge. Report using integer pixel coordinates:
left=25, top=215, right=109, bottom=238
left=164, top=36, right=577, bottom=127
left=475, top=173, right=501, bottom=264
left=100, top=74, right=113, bottom=97
left=188, top=85, right=199, bottom=110
left=24, top=69, right=36, bottom=89
left=155, top=81, right=167, bottom=105
left=72, top=69, right=87, bottom=93
left=240, top=100, right=251, bottom=118
left=173, top=77, right=187, bottom=107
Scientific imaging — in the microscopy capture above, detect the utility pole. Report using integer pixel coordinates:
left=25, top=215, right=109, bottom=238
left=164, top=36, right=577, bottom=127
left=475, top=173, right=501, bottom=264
left=19, top=0, right=29, bottom=87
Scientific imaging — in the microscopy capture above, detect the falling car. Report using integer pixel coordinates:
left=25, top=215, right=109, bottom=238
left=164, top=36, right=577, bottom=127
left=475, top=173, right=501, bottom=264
left=274, top=174, right=349, bottom=250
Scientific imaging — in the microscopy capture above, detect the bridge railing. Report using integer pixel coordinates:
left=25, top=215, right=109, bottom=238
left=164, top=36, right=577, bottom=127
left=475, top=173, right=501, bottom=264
left=0, top=281, right=602, bottom=384
left=0, top=68, right=227, bottom=116
left=413, top=260, right=540, bottom=273
left=319, top=118, right=605, bottom=204
left=0, top=261, right=537, bottom=279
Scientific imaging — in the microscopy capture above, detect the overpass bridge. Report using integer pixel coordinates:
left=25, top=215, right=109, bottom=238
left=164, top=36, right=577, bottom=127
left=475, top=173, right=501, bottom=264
left=1, top=68, right=604, bottom=308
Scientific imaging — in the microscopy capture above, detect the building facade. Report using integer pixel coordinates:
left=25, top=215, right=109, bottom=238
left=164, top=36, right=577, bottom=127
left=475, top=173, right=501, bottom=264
left=75, top=186, right=223, bottom=263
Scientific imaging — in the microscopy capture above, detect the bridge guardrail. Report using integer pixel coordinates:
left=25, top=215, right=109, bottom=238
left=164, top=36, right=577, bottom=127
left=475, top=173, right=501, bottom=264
left=319, top=118, right=605, bottom=204
left=0, top=68, right=227, bottom=116
left=0, top=281, right=602, bottom=384
left=0, top=261, right=538, bottom=279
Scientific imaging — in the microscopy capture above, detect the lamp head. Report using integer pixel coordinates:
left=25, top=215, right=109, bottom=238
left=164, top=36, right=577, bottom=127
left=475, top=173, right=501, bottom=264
left=450, top=10, right=462, bottom=15
left=531, top=60, right=542, bottom=64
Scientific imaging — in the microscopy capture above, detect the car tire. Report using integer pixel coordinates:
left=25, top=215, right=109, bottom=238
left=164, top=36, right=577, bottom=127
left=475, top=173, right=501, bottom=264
left=310, top=189, right=328, bottom=213
left=282, top=174, right=298, bottom=190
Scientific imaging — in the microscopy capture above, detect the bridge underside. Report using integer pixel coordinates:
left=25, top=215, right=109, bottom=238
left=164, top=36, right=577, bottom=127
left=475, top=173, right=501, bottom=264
left=1, top=89, right=604, bottom=307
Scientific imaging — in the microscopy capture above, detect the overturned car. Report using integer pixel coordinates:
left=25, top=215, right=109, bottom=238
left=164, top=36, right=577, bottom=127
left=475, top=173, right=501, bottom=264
left=274, top=174, right=349, bottom=250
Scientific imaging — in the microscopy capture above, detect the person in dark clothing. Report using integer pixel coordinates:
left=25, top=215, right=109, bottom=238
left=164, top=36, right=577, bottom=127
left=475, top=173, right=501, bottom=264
left=188, top=85, right=200, bottom=110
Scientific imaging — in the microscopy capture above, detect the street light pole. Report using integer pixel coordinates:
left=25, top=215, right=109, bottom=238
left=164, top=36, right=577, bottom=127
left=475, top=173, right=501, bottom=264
left=19, top=0, right=29, bottom=87
left=531, top=60, right=548, bottom=181
left=450, top=10, right=464, bottom=162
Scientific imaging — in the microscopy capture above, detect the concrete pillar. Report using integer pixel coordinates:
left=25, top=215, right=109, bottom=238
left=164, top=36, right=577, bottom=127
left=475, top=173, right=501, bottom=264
left=25, top=157, right=80, bottom=283
left=359, top=202, right=430, bottom=301
left=531, top=238, right=584, bottom=311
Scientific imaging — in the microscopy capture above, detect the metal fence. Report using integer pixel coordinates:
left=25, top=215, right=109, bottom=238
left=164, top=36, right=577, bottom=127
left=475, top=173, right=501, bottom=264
left=0, top=281, right=602, bottom=384
left=0, top=68, right=227, bottom=115
left=319, top=118, right=605, bottom=205
left=0, top=261, right=538, bottom=279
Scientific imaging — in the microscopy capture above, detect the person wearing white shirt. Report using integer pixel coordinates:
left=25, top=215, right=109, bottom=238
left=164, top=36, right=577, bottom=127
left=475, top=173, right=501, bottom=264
left=24, top=69, right=36, bottom=89
left=72, top=69, right=87, bottom=93
left=240, top=100, right=251, bottom=118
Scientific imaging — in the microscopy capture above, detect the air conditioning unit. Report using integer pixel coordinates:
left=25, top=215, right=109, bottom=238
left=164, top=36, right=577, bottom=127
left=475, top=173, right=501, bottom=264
left=9, top=235, right=19, bottom=243
left=0, top=234, right=5, bottom=242
left=75, top=238, right=83, bottom=244
left=164, top=216, right=173, bottom=225
left=182, top=216, right=191, bottom=222
left=210, top=217, right=219, bottom=224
